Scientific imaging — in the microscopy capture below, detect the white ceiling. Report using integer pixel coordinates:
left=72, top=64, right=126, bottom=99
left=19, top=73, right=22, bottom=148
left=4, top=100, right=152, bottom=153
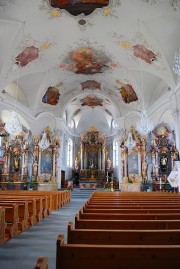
left=0, top=0, right=180, bottom=136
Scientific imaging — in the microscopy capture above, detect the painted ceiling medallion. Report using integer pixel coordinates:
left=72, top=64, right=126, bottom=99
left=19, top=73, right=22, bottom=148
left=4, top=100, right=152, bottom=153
left=15, top=46, right=39, bottom=67
left=42, top=83, right=62, bottom=105
left=132, top=44, right=157, bottom=64
left=49, top=0, right=109, bottom=16
left=119, top=84, right=138, bottom=104
left=81, top=95, right=103, bottom=107
left=63, top=47, right=111, bottom=74
left=81, top=80, right=101, bottom=90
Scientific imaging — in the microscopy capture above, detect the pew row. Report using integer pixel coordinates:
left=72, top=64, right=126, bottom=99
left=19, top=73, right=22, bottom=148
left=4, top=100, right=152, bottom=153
left=0, top=190, right=71, bottom=245
left=75, top=214, right=180, bottom=229
left=67, top=221, right=180, bottom=245
left=56, top=234, right=180, bottom=269
left=83, top=207, right=180, bottom=214
left=79, top=209, right=180, bottom=220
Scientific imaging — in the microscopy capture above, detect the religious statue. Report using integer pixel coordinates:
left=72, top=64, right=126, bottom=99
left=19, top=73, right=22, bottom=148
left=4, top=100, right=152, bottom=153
left=74, top=157, right=79, bottom=170
left=106, top=158, right=112, bottom=171
left=142, top=161, right=147, bottom=177
left=2, top=163, right=8, bottom=175
left=160, top=154, right=168, bottom=172
left=14, top=153, right=20, bottom=172
left=33, top=160, right=38, bottom=177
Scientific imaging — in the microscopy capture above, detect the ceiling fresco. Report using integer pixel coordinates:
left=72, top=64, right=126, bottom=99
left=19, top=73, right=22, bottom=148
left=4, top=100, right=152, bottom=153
left=49, top=0, right=109, bottom=16
left=132, top=44, right=157, bottom=64
left=80, top=95, right=104, bottom=107
left=118, top=83, right=138, bottom=104
left=15, top=46, right=39, bottom=67
left=0, top=0, right=179, bottom=136
left=13, top=38, right=53, bottom=70
left=42, top=82, right=63, bottom=105
left=39, top=0, right=120, bottom=19
left=62, top=47, right=112, bottom=74
left=114, top=33, right=163, bottom=69
left=81, top=80, right=101, bottom=90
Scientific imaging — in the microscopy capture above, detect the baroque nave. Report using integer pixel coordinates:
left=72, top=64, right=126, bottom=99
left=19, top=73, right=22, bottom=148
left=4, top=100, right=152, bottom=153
left=1, top=1, right=180, bottom=268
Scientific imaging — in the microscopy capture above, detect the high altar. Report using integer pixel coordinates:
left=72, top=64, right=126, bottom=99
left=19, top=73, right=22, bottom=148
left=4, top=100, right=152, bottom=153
left=76, top=127, right=107, bottom=189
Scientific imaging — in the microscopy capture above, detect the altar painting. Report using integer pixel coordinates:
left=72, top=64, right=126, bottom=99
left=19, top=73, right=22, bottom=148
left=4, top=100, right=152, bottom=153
left=88, top=147, right=98, bottom=169
left=128, top=152, right=138, bottom=174
left=41, top=152, right=52, bottom=174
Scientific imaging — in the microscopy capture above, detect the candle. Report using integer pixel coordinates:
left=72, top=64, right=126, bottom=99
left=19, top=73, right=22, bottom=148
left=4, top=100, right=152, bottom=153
left=107, top=171, right=108, bottom=182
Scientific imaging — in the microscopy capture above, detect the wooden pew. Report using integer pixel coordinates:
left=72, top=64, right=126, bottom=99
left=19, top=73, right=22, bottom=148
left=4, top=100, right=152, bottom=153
left=1, top=203, right=20, bottom=240
left=92, top=191, right=180, bottom=198
left=0, top=196, right=39, bottom=225
left=67, top=221, right=180, bottom=245
left=0, top=190, right=71, bottom=211
left=0, top=206, right=6, bottom=245
left=34, top=256, right=48, bottom=269
left=56, top=234, right=180, bottom=269
left=83, top=207, right=180, bottom=214
left=84, top=203, right=180, bottom=210
left=0, top=201, right=27, bottom=232
left=79, top=209, right=180, bottom=220
left=75, top=214, right=180, bottom=230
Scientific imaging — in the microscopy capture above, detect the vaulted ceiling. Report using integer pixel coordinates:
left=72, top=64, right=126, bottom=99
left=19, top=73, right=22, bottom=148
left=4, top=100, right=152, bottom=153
left=0, top=0, right=180, bottom=136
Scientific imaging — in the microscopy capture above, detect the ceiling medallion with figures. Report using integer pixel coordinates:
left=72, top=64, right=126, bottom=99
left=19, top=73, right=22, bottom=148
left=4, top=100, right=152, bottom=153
left=49, top=0, right=109, bottom=16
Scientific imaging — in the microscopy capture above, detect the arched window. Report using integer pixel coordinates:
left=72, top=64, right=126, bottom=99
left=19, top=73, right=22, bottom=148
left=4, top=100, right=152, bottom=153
left=67, top=138, right=73, bottom=167
left=113, top=139, right=118, bottom=167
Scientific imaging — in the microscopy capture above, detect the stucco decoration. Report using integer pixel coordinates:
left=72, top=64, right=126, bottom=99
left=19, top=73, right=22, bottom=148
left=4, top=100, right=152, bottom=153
left=49, top=0, right=109, bottom=16
left=105, top=109, right=112, bottom=116
left=143, top=0, right=180, bottom=10
left=114, top=32, right=164, bottom=69
left=0, top=0, right=15, bottom=8
left=39, top=0, right=121, bottom=20
left=73, top=108, right=81, bottom=116
left=61, top=47, right=112, bottom=74
left=13, top=36, right=54, bottom=69
left=39, top=0, right=61, bottom=18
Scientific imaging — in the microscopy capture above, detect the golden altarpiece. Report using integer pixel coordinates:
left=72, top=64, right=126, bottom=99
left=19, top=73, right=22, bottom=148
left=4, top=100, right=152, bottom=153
left=149, top=123, right=179, bottom=191
left=74, top=127, right=109, bottom=189
left=0, top=121, right=60, bottom=190
left=120, top=126, right=146, bottom=192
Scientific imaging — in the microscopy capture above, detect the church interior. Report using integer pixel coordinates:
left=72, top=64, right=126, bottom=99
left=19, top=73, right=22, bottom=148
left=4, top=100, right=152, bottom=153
left=1, top=0, right=180, bottom=268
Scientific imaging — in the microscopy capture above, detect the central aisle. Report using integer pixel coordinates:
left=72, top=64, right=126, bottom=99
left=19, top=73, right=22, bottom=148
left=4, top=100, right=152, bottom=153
left=0, top=189, right=95, bottom=269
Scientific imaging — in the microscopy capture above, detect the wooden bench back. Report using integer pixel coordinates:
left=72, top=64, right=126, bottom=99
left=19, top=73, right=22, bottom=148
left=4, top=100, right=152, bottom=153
left=68, top=221, right=180, bottom=245
left=56, top=234, right=180, bottom=269
left=75, top=214, right=180, bottom=230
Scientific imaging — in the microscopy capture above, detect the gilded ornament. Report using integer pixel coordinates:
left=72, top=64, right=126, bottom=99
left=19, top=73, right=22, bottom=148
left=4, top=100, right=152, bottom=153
left=103, top=8, right=111, bottom=15
left=51, top=9, right=60, bottom=17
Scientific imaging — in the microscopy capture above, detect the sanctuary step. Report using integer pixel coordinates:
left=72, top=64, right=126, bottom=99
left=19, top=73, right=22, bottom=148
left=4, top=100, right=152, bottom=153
left=71, top=189, right=97, bottom=200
